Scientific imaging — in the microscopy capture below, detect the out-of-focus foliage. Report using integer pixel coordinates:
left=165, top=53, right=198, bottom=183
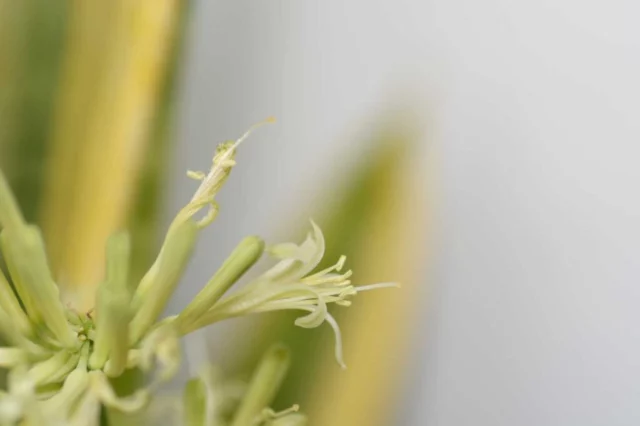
left=0, top=0, right=67, bottom=222
left=40, top=1, right=187, bottom=310
left=126, top=1, right=192, bottom=286
left=0, top=0, right=189, bottom=311
left=306, top=127, right=427, bottom=426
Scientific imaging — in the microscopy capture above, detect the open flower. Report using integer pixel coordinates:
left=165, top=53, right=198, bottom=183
left=176, top=221, right=398, bottom=369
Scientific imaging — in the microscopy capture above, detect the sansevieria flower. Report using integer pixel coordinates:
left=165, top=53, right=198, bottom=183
left=0, top=122, right=396, bottom=425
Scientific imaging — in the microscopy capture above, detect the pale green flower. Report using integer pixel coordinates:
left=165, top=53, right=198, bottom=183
left=177, top=221, right=398, bottom=369
left=0, top=120, right=396, bottom=425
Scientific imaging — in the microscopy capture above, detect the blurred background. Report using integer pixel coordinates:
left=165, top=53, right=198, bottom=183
left=2, top=0, right=640, bottom=425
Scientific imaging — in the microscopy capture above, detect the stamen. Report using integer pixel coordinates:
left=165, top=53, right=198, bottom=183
left=355, top=282, right=401, bottom=292
left=233, top=116, right=276, bottom=148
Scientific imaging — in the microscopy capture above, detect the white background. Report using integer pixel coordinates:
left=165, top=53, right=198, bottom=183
left=170, top=1, right=640, bottom=424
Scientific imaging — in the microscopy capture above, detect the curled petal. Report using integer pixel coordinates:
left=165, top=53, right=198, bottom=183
left=90, top=371, right=149, bottom=413
left=324, top=312, right=346, bottom=370
left=261, top=221, right=325, bottom=282
left=293, top=291, right=327, bottom=329
left=295, top=308, right=346, bottom=370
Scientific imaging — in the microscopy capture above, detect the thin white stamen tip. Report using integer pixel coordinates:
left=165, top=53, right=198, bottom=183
left=234, top=117, right=276, bottom=148
left=356, top=282, right=401, bottom=292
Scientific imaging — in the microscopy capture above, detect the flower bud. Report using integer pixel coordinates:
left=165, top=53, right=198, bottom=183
left=129, top=219, right=198, bottom=343
left=183, top=377, right=207, bottom=426
left=89, top=290, right=132, bottom=373
left=267, top=413, right=309, bottom=426
left=0, top=268, right=32, bottom=337
left=0, top=226, right=76, bottom=347
left=230, top=345, right=290, bottom=426
left=89, top=232, right=133, bottom=371
left=176, top=235, right=264, bottom=334
left=0, top=169, right=25, bottom=231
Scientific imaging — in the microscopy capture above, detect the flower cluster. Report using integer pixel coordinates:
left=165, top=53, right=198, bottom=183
left=0, top=121, right=396, bottom=425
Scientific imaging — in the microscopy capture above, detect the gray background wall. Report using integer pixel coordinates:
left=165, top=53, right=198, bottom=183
left=169, top=1, right=640, bottom=424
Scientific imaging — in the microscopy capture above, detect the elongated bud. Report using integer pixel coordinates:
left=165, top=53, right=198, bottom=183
left=101, top=294, right=133, bottom=376
left=0, top=169, right=25, bottom=231
left=129, top=219, right=198, bottom=343
left=0, top=172, right=34, bottom=337
left=89, top=291, right=132, bottom=372
left=0, top=306, right=46, bottom=357
left=130, top=120, right=272, bottom=342
left=176, top=235, right=264, bottom=334
left=0, top=226, right=76, bottom=347
left=0, top=267, right=32, bottom=337
left=0, top=231, right=39, bottom=322
left=89, top=232, right=132, bottom=371
left=268, top=414, right=309, bottom=426
left=230, top=344, right=291, bottom=426
left=101, top=301, right=132, bottom=377
left=183, top=377, right=207, bottom=426
left=103, top=231, right=132, bottom=293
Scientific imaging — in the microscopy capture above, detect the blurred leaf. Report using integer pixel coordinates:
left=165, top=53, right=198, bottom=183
left=127, top=0, right=193, bottom=285
left=305, top=129, right=428, bottom=426
left=39, top=0, right=186, bottom=310
left=0, top=0, right=67, bottom=222
left=183, top=377, right=207, bottom=426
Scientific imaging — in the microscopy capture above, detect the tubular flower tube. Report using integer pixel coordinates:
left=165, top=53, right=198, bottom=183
left=230, top=345, right=291, bottom=426
left=175, top=235, right=265, bottom=334
left=0, top=120, right=396, bottom=424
